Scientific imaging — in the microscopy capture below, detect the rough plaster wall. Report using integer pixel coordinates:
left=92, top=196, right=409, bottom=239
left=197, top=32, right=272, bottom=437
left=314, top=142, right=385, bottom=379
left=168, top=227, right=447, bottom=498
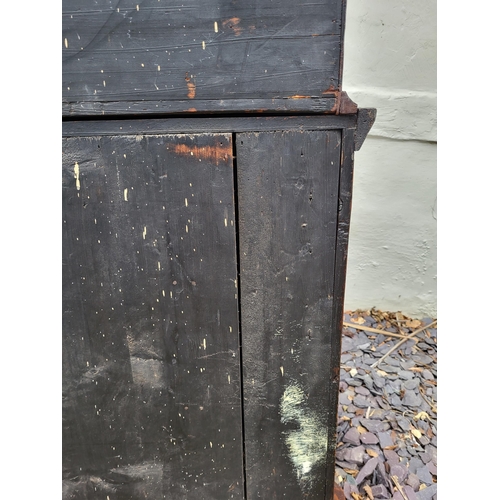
left=342, top=0, right=437, bottom=317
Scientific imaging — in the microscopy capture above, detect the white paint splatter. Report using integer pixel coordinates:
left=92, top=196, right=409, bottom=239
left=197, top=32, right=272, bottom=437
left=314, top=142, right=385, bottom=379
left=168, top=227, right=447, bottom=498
left=280, top=384, right=328, bottom=488
left=74, top=162, right=80, bottom=190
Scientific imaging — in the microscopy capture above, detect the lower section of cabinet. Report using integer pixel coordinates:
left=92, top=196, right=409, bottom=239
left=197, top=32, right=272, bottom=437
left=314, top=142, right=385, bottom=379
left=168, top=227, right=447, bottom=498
left=62, top=118, right=356, bottom=499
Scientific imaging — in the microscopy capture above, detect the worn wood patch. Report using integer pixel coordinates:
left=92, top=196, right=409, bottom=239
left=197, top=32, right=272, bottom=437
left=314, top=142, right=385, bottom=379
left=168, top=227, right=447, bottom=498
left=62, top=0, right=345, bottom=115
left=236, top=130, right=342, bottom=499
left=62, top=133, right=244, bottom=499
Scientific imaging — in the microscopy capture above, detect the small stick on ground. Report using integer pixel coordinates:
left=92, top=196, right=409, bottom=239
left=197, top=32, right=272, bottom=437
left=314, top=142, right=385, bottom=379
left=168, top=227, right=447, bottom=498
left=343, top=322, right=411, bottom=339
left=370, top=320, right=437, bottom=369
left=419, top=386, right=438, bottom=413
left=391, top=475, right=410, bottom=500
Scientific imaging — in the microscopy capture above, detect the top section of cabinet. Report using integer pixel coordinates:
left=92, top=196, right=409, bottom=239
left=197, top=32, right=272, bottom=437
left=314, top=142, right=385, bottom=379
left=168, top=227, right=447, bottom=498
left=62, top=0, right=352, bottom=117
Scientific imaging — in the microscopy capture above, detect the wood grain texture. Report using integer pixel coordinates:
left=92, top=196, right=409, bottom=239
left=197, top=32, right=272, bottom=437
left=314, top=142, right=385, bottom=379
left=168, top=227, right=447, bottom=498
left=62, top=115, right=359, bottom=138
left=62, top=132, right=244, bottom=499
left=325, top=127, right=356, bottom=498
left=62, top=0, right=345, bottom=116
left=236, top=130, right=341, bottom=499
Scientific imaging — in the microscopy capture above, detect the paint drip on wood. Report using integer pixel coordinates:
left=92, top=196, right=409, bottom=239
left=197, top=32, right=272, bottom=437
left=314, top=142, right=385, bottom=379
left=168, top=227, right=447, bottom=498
left=280, top=383, right=328, bottom=490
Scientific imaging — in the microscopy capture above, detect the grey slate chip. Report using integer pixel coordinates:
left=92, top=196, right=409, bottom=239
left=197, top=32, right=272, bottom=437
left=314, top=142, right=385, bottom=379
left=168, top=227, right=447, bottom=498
left=339, top=392, right=352, bottom=406
left=403, top=486, right=419, bottom=500
left=354, top=394, right=370, bottom=408
left=345, top=377, right=363, bottom=387
left=382, top=365, right=400, bottom=373
left=426, top=461, right=437, bottom=476
left=407, top=472, right=421, bottom=491
left=361, top=418, right=390, bottom=433
left=383, top=449, right=399, bottom=466
left=360, top=432, right=378, bottom=445
left=401, top=360, right=416, bottom=370
left=416, top=466, right=433, bottom=485
left=355, top=456, right=379, bottom=485
left=373, top=374, right=386, bottom=389
left=343, top=427, right=361, bottom=446
left=418, top=435, right=430, bottom=446
left=402, top=390, right=423, bottom=407
left=409, top=457, right=424, bottom=474
left=413, top=354, right=433, bottom=366
left=368, top=408, right=387, bottom=420
left=355, top=386, right=371, bottom=396
left=415, top=483, right=437, bottom=500
left=390, top=394, right=403, bottom=407
left=399, top=370, right=415, bottom=380
left=378, top=431, right=394, bottom=449
left=370, top=484, right=390, bottom=498
left=344, top=445, right=366, bottom=465
left=396, top=416, right=411, bottom=431
left=385, top=356, right=400, bottom=367
left=390, top=463, right=408, bottom=482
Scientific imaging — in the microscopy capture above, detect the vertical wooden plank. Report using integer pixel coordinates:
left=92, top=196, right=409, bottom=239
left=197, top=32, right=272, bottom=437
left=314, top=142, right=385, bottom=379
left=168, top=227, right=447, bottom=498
left=236, top=130, right=342, bottom=499
left=62, top=133, right=244, bottom=499
left=325, top=127, right=356, bottom=499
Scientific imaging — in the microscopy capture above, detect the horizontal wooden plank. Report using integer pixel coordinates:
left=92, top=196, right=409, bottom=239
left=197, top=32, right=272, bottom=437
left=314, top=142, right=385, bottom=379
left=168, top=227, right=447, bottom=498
left=62, top=0, right=346, bottom=114
left=62, top=114, right=358, bottom=137
left=62, top=96, right=344, bottom=117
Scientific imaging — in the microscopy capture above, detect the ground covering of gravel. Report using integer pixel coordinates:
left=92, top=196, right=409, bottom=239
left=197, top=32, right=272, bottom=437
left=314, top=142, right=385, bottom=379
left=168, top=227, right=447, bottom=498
left=334, top=309, right=437, bottom=500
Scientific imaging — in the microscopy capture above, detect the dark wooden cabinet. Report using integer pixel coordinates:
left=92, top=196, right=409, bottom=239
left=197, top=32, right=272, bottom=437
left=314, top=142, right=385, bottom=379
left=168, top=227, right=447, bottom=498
left=62, top=1, right=375, bottom=499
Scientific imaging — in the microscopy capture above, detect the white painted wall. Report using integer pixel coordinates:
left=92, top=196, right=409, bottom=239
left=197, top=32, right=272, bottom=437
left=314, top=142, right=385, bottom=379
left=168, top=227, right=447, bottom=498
left=342, top=0, right=437, bottom=317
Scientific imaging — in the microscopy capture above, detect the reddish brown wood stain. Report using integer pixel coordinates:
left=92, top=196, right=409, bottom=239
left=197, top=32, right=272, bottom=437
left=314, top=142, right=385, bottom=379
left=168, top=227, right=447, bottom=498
left=222, top=17, right=243, bottom=36
left=323, top=84, right=337, bottom=95
left=185, top=74, right=196, bottom=99
left=170, top=143, right=232, bottom=164
left=333, top=483, right=346, bottom=500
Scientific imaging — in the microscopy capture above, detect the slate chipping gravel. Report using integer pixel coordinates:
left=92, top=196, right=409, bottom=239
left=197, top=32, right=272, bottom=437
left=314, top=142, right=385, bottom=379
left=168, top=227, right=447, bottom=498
left=335, top=310, right=437, bottom=500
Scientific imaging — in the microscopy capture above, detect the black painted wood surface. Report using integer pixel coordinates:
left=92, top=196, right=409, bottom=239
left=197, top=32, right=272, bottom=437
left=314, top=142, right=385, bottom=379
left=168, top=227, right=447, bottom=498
left=62, top=115, right=359, bottom=137
left=236, top=130, right=342, bottom=499
left=62, top=132, right=245, bottom=499
left=62, top=0, right=346, bottom=116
